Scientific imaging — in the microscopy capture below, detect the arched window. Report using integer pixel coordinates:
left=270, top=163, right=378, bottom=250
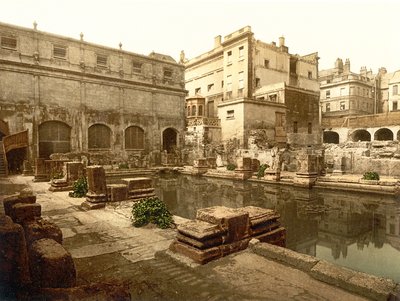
left=374, top=128, right=393, bottom=141
left=323, top=131, right=339, bottom=144
left=163, top=128, right=177, bottom=153
left=198, top=105, right=203, bottom=116
left=39, top=121, right=71, bottom=159
left=125, top=126, right=144, bottom=149
left=88, top=124, right=111, bottom=149
left=351, top=129, right=371, bottom=142
left=187, top=106, right=190, bottom=117
left=191, top=105, right=196, bottom=116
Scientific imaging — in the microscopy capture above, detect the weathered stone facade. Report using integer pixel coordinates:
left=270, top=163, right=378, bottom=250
left=0, top=21, right=186, bottom=168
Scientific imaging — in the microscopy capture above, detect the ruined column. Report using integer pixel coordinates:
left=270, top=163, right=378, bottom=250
left=81, top=165, right=107, bottom=210
left=234, top=157, right=253, bottom=180
left=66, top=161, right=85, bottom=186
left=33, top=158, right=49, bottom=182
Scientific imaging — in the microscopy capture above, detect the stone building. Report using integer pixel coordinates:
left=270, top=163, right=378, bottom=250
left=0, top=21, right=186, bottom=173
left=319, top=58, right=377, bottom=119
left=183, top=26, right=320, bottom=155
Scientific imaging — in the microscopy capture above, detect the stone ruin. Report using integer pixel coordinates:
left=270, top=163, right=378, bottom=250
left=0, top=193, right=76, bottom=297
left=170, top=205, right=285, bottom=264
left=49, top=161, right=85, bottom=192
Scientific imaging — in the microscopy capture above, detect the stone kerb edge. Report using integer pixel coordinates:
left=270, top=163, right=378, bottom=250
left=249, top=239, right=400, bottom=301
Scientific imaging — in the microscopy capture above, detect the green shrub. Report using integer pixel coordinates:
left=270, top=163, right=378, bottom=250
left=118, top=163, right=129, bottom=169
left=131, top=197, right=173, bottom=229
left=68, top=176, right=88, bottom=198
left=226, top=163, right=236, bottom=171
left=363, top=171, right=380, bottom=181
left=257, top=163, right=269, bottom=179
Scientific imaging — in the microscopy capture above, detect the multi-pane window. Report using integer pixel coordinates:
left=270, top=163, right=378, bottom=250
left=227, top=51, right=232, bottom=64
left=88, top=124, right=111, bottom=149
left=207, top=84, right=214, bottom=92
left=393, top=101, right=398, bottom=111
left=238, top=71, right=244, bottom=89
left=239, top=46, right=244, bottom=58
left=226, top=75, right=232, bottom=91
left=393, top=85, right=399, bottom=95
left=125, top=126, right=144, bottom=149
left=198, top=105, right=203, bottom=116
left=340, top=101, right=346, bottom=110
left=1, top=36, right=17, bottom=50
left=326, top=103, right=330, bottom=112
left=195, top=87, right=201, bottom=94
left=326, top=90, right=330, bottom=99
left=96, top=54, right=108, bottom=66
left=226, top=110, right=234, bottom=120
left=132, top=61, right=142, bottom=73
left=164, top=68, right=173, bottom=79
left=53, top=45, right=67, bottom=59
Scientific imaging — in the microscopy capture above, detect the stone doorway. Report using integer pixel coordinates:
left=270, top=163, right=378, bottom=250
left=39, top=121, right=71, bottom=159
left=162, top=128, right=177, bottom=153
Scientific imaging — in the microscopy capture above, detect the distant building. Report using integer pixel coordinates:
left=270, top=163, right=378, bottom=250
left=184, top=26, right=320, bottom=152
left=319, top=58, right=377, bottom=118
left=0, top=21, right=186, bottom=172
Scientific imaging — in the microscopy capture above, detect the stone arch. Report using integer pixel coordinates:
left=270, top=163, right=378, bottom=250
left=323, top=131, right=339, bottom=144
left=39, top=120, right=71, bottom=159
left=162, top=127, right=178, bottom=153
left=125, top=125, right=144, bottom=149
left=374, top=128, right=393, bottom=141
left=351, top=129, right=371, bottom=142
left=88, top=123, right=111, bottom=149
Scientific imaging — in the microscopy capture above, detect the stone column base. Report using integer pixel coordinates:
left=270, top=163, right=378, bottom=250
left=293, top=173, right=318, bottom=188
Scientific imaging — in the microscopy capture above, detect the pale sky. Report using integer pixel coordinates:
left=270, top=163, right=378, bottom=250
left=0, top=0, right=398, bottom=73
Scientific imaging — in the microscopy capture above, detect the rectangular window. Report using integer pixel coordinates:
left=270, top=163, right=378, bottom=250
left=207, top=83, right=214, bottom=91
left=308, top=122, right=312, bottom=134
left=326, top=103, right=330, bottom=112
left=293, top=121, right=298, bottom=133
left=164, top=68, right=173, bottom=79
left=1, top=36, right=17, bottom=50
left=221, top=80, right=224, bottom=88
left=226, top=110, right=234, bottom=120
left=238, top=71, right=244, bottom=89
left=308, top=71, right=312, bottom=79
left=195, top=87, right=201, bottom=94
left=53, top=45, right=67, bottom=59
left=340, top=101, right=346, bottom=110
left=239, top=46, right=244, bottom=58
left=132, top=61, right=142, bottom=73
left=256, top=78, right=260, bottom=88
left=393, top=101, right=398, bottom=111
left=269, top=94, right=277, bottom=102
left=350, top=86, right=355, bottom=95
left=393, top=85, right=399, bottom=95
left=227, top=51, right=232, bottom=64
left=264, top=59, right=270, bottom=68
left=226, top=75, right=232, bottom=91
left=326, top=90, right=330, bottom=99
left=96, top=54, right=108, bottom=66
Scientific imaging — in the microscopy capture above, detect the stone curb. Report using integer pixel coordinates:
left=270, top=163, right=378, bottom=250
left=249, top=239, right=400, bottom=301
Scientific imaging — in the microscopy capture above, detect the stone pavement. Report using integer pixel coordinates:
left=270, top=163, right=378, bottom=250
left=5, top=175, right=378, bottom=300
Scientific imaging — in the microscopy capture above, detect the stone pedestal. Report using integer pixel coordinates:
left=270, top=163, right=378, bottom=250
left=294, top=153, right=318, bottom=188
left=234, top=157, right=253, bottom=180
left=251, top=159, right=260, bottom=173
left=332, top=155, right=345, bottom=175
left=34, top=158, right=49, bottom=182
left=22, top=160, right=33, bottom=176
left=170, top=205, right=285, bottom=264
left=66, top=162, right=85, bottom=185
left=193, top=158, right=208, bottom=175
left=121, top=177, right=155, bottom=200
left=206, top=157, right=217, bottom=169
left=82, top=165, right=107, bottom=210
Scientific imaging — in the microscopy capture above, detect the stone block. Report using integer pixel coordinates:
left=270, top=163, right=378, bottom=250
left=169, top=240, right=221, bottom=264
left=251, top=159, right=260, bottom=172
left=86, top=165, right=107, bottom=195
left=3, top=194, right=36, bottom=217
left=177, top=219, right=226, bottom=241
left=255, top=227, right=286, bottom=247
left=122, top=177, right=152, bottom=191
left=66, top=161, right=85, bottom=185
left=107, top=184, right=128, bottom=202
left=23, top=218, right=63, bottom=246
left=29, top=238, right=76, bottom=288
left=196, top=206, right=249, bottom=243
left=10, top=203, right=41, bottom=224
left=193, top=158, right=208, bottom=168
left=0, top=216, right=30, bottom=293
left=236, top=157, right=252, bottom=171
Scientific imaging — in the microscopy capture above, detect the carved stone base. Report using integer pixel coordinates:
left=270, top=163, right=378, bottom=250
left=293, top=173, right=318, bottom=188
left=80, top=201, right=106, bottom=211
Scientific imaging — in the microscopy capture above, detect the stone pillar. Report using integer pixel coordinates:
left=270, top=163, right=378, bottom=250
left=332, top=155, right=345, bottom=175
left=234, top=157, right=252, bottom=180
left=22, top=160, right=34, bottom=176
left=251, top=159, right=260, bottom=173
left=293, top=152, right=318, bottom=188
left=66, top=162, right=85, bottom=186
left=193, top=158, right=208, bottom=175
left=81, top=165, right=107, bottom=210
left=33, top=158, right=49, bottom=182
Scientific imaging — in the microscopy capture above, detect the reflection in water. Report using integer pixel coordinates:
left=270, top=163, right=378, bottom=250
left=154, top=174, right=400, bottom=282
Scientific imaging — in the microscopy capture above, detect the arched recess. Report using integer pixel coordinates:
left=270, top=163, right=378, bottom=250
left=374, top=128, right=393, bottom=141
left=39, top=121, right=71, bottom=159
left=191, top=105, right=196, bottom=116
left=323, top=131, right=339, bottom=144
left=351, top=129, right=371, bottom=142
left=162, top=128, right=178, bottom=153
left=125, top=126, right=144, bottom=149
left=88, top=124, right=111, bottom=149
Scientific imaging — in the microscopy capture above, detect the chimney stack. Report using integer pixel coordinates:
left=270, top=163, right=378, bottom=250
left=214, top=35, right=222, bottom=48
left=279, top=36, right=285, bottom=47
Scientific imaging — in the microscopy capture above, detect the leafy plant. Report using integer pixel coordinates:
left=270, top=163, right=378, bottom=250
left=68, top=176, right=88, bottom=197
left=131, top=197, right=173, bottom=229
left=257, top=163, right=269, bottom=179
left=226, top=163, right=236, bottom=171
left=363, top=171, right=380, bottom=181
left=118, top=163, right=129, bottom=169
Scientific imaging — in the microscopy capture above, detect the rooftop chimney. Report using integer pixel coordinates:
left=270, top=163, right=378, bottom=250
left=344, top=58, right=350, bottom=73
left=214, top=35, right=222, bottom=48
left=279, top=36, right=285, bottom=47
left=335, top=58, right=343, bottom=74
